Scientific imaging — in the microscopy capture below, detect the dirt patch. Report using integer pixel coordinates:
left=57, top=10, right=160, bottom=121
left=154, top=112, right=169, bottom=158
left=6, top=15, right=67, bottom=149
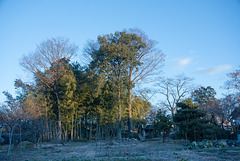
left=0, top=139, right=240, bottom=160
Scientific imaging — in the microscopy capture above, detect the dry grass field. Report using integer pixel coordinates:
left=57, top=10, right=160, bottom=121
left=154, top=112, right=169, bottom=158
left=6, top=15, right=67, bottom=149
left=0, top=139, right=240, bottom=161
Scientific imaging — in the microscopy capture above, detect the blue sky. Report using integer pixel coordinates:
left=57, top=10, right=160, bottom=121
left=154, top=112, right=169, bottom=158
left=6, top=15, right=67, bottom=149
left=0, top=0, right=240, bottom=104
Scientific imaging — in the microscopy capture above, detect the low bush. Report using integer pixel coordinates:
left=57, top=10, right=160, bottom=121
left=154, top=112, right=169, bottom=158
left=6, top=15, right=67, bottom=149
left=183, top=139, right=240, bottom=150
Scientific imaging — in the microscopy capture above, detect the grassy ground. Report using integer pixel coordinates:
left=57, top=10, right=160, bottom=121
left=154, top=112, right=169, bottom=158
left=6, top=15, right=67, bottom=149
left=0, top=139, right=240, bottom=161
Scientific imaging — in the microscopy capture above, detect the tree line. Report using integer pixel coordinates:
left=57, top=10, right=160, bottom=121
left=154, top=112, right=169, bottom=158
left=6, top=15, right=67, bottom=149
left=153, top=82, right=240, bottom=142
left=0, top=29, right=164, bottom=143
left=0, top=28, right=239, bottom=143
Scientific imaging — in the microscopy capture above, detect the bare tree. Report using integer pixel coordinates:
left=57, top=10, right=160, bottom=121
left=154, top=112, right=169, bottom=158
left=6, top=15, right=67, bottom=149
left=137, top=88, right=156, bottom=103
left=0, top=91, right=26, bottom=124
left=157, top=74, right=194, bottom=118
left=19, top=37, right=78, bottom=142
left=225, top=68, right=240, bottom=104
left=221, top=94, right=239, bottom=123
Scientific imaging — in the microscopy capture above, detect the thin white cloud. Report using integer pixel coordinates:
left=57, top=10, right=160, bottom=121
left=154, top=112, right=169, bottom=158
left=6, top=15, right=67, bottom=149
left=189, top=50, right=196, bottom=55
left=177, top=57, right=192, bottom=67
left=208, top=65, right=232, bottom=75
left=196, top=67, right=207, bottom=71
left=196, top=65, right=232, bottom=75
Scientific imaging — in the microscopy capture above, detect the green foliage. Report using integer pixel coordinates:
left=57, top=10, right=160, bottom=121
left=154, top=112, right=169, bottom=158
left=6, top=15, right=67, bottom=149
left=176, top=98, right=198, bottom=109
left=132, top=96, right=151, bottom=125
left=191, top=86, right=216, bottom=105
left=174, top=98, right=207, bottom=142
left=174, top=98, right=231, bottom=142
left=204, top=124, right=231, bottom=140
left=179, top=158, right=189, bottom=161
left=153, top=109, right=173, bottom=141
left=87, top=29, right=158, bottom=139
left=6, top=31, right=159, bottom=141
left=183, top=139, right=235, bottom=150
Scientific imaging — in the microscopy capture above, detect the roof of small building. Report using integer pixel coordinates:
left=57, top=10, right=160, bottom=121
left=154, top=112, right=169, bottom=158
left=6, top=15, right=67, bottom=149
left=144, top=125, right=153, bottom=130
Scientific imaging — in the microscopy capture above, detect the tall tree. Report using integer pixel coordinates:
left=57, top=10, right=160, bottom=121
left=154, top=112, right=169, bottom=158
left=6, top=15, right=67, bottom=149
left=192, top=86, right=226, bottom=128
left=223, top=67, right=240, bottom=137
left=225, top=68, right=240, bottom=92
left=124, top=29, right=165, bottom=136
left=157, top=74, right=194, bottom=118
left=221, top=94, right=239, bottom=123
left=86, top=31, right=130, bottom=140
left=53, top=61, right=76, bottom=140
left=86, top=29, right=165, bottom=137
left=225, top=67, right=240, bottom=104
left=19, top=38, right=78, bottom=142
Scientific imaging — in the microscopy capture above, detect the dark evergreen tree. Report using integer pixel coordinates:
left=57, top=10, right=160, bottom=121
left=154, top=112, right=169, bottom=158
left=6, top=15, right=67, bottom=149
left=153, top=109, right=173, bottom=142
left=173, top=98, right=207, bottom=142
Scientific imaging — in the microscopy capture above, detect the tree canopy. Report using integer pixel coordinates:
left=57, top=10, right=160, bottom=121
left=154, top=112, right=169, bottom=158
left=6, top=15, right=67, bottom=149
left=0, top=29, right=238, bottom=144
left=174, top=98, right=207, bottom=141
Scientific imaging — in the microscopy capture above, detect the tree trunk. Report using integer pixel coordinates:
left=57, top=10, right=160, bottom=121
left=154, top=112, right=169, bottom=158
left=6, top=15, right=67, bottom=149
left=89, top=115, right=92, bottom=140
left=56, top=93, right=62, bottom=143
left=45, top=107, right=49, bottom=140
left=65, top=114, right=68, bottom=141
left=171, top=108, right=174, bottom=120
left=57, top=106, right=62, bottom=142
left=79, top=123, right=81, bottom=139
left=96, top=121, right=99, bottom=140
left=194, top=126, right=197, bottom=141
left=71, top=112, right=74, bottom=140
left=85, top=114, right=88, bottom=139
left=64, top=128, right=67, bottom=141
left=80, top=118, right=82, bottom=139
left=96, top=115, right=100, bottom=140
left=74, top=111, right=77, bottom=139
left=102, top=126, right=104, bottom=138
left=163, top=133, right=166, bottom=143
left=49, top=121, right=51, bottom=139
left=128, top=87, right=133, bottom=137
left=221, top=117, right=224, bottom=129
left=118, top=82, right=122, bottom=140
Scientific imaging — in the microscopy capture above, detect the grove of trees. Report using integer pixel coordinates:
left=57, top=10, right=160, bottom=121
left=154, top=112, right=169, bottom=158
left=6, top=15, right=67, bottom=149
left=0, top=29, right=165, bottom=143
left=0, top=29, right=239, bottom=144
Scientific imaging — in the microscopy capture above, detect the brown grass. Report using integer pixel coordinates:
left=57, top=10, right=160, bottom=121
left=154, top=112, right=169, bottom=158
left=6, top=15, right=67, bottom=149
left=0, top=139, right=239, bottom=161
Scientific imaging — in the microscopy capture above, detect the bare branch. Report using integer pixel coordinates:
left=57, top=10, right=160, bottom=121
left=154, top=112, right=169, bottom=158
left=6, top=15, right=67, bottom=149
left=156, top=74, right=194, bottom=117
